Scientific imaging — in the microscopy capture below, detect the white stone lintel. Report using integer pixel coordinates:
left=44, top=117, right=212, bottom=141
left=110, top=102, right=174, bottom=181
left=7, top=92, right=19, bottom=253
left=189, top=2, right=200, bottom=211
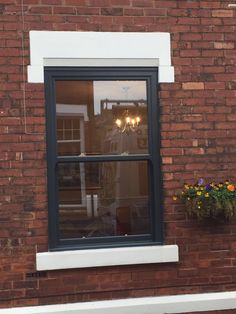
left=27, top=31, right=175, bottom=83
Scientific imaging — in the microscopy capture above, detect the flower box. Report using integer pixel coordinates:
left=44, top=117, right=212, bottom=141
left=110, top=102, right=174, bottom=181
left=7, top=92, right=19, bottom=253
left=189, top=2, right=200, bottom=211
left=174, top=180, right=236, bottom=221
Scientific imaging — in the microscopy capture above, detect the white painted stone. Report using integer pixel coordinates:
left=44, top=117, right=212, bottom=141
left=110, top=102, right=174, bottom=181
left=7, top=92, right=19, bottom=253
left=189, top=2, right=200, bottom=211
left=27, top=31, right=174, bottom=83
left=36, top=245, right=179, bottom=271
left=1, top=291, right=236, bottom=314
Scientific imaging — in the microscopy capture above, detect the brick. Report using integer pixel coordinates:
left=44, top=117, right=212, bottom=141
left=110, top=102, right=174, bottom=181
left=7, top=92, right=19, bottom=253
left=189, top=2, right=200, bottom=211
left=124, top=8, right=143, bottom=16
left=224, top=50, right=236, bottom=58
left=180, top=50, right=201, bottom=57
left=178, top=1, right=199, bottom=8
left=204, top=82, right=225, bottom=90
left=200, top=1, right=221, bottom=9
left=203, top=33, right=224, bottom=41
left=77, top=7, right=100, bottom=15
left=86, top=0, right=110, bottom=5
left=41, top=0, right=62, bottom=4
left=214, top=74, right=236, bottom=82
left=201, top=17, right=222, bottom=25
left=225, top=33, right=236, bottom=41
left=133, top=16, right=155, bottom=24
left=212, top=10, right=233, bottom=18
left=89, top=16, right=113, bottom=24
left=29, top=6, right=52, bottom=14
left=181, top=33, right=202, bottom=41
left=177, top=17, right=200, bottom=25
left=53, top=6, right=76, bottom=14
left=143, top=8, right=167, bottom=16
left=215, top=122, right=236, bottom=130
left=111, top=0, right=130, bottom=5
left=161, top=148, right=184, bottom=156
left=0, top=48, right=20, bottom=57
left=182, top=82, right=204, bottom=90
left=214, top=42, right=235, bottom=50
left=132, top=0, right=153, bottom=7
left=162, top=157, right=173, bottom=164
left=101, top=8, right=123, bottom=16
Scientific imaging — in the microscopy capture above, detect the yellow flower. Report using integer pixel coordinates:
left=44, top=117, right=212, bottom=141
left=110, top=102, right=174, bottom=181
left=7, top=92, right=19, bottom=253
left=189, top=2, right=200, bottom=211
left=173, top=196, right=177, bottom=201
left=197, top=191, right=202, bottom=196
left=205, top=193, right=209, bottom=197
left=218, top=183, right=223, bottom=187
left=184, top=184, right=189, bottom=190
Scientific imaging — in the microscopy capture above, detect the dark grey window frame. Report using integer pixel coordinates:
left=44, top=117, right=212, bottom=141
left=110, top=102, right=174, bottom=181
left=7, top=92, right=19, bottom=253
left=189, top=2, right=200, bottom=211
left=44, top=67, right=163, bottom=251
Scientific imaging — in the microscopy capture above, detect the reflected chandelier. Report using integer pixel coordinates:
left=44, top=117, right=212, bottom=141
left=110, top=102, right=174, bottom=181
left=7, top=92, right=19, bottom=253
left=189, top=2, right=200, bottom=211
left=115, top=109, right=141, bottom=134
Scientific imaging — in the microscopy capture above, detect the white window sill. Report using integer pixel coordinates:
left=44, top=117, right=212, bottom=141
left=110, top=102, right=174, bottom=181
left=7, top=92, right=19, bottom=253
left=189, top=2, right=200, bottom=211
left=36, top=245, right=179, bottom=271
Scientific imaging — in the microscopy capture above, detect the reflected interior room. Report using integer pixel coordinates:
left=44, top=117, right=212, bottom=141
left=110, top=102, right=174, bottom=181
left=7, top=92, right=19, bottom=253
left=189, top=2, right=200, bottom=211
left=55, top=80, right=151, bottom=240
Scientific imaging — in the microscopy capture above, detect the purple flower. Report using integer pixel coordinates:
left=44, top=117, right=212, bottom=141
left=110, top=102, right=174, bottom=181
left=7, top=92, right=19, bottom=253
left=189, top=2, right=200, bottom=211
left=198, top=178, right=204, bottom=185
left=205, top=184, right=213, bottom=192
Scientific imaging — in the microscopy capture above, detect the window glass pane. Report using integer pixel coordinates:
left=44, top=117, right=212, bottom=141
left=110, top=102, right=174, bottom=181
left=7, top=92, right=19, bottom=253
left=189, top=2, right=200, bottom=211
left=57, top=130, right=63, bottom=141
left=57, top=143, right=81, bottom=156
left=55, top=80, right=148, bottom=156
left=64, top=130, right=72, bottom=140
left=57, top=161, right=151, bottom=239
left=64, top=119, right=71, bottom=129
left=73, top=129, right=80, bottom=140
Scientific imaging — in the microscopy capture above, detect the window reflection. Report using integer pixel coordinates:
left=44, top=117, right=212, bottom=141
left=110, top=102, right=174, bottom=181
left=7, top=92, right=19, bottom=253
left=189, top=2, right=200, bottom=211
left=55, top=80, right=151, bottom=240
left=57, top=117, right=82, bottom=156
left=56, top=80, right=148, bottom=156
left=58, top=161, right=150, bottom=239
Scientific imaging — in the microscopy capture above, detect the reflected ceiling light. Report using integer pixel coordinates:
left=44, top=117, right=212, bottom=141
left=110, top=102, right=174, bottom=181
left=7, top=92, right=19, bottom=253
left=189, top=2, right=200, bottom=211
left=115, top=109, right=141, bottom=134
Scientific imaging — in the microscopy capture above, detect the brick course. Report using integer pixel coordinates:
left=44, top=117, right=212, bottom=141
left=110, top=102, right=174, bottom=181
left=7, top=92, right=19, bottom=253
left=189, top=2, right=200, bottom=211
left=1, top=0, right=236, bottom=312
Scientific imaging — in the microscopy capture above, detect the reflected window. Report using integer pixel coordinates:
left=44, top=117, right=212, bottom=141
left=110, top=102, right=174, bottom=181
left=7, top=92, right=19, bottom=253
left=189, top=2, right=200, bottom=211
left=45, top=67, right=162, bottom=250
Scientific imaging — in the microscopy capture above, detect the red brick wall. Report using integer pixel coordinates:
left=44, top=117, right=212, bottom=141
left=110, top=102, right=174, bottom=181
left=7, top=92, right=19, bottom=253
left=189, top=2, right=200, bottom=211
left=1, top=0, right=236, bottom=310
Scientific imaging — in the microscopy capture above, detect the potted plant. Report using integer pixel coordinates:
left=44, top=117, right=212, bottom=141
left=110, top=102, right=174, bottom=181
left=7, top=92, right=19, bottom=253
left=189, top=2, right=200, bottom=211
left=174, top=180, right=236, bottom=221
